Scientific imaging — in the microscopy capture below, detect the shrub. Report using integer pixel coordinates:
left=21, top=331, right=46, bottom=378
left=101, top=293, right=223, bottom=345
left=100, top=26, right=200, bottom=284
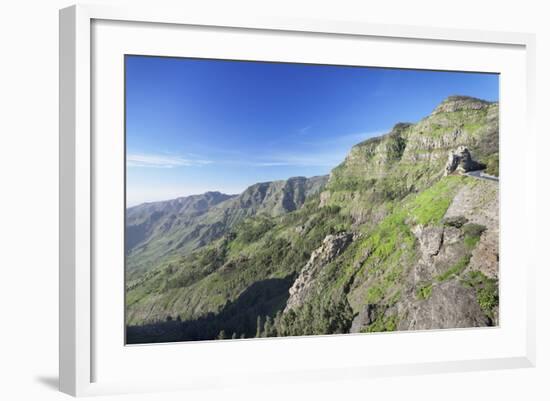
left=462, top=271, right=499, bottom=319
left=436, top=255, right=470, bottom=282
left=362, top=314, right=399, bottom=333
left=442, top=215, right=468, bottom=228
left=484, top=154, right=499, bottom=177
left=463, top=223, right=486, bottom=250
left=462, top=223, right=486, bottom=238
left=416, top=283, right=433, bottom=300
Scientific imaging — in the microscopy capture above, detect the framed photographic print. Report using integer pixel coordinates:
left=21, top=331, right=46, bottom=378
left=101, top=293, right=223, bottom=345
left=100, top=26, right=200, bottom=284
left=59, top=4, right=536, bottom=397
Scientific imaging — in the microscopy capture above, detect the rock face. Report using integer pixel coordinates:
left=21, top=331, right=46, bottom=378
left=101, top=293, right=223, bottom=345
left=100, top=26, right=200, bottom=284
left=413, top=225, right=444, bottom=258
left=411, top=224, right=465, bottom=283
left=395, top=178, right=499, bottom=330
left=285, top=232, right=354, bottom=311
left=444, top=146, right=484, bottom=176
left=444, top=179, right=499, bottom=279
left=398, top=280, right=490, bottom=330
left=350, top=304, right=378, bottom=333
left=232, top=175, right=328, bottom=218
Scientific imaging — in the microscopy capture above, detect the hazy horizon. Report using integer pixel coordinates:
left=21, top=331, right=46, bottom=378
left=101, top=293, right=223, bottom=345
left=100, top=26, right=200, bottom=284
left=125, top=56, right=499, bottom=206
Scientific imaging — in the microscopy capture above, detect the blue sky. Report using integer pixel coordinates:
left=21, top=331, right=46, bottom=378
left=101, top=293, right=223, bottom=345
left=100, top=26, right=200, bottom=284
left=126, top=56, right=498, bottom=206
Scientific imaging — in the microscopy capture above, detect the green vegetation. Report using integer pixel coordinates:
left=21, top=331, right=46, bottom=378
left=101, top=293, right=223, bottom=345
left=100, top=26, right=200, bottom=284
left=462, top=271, right=499, bottom=319
left=463, top=223, right=486, bottom=249
left=362, top=314, right=399, bottom=333
left=416, top=283, right=433, bottom=300
left=234, top=216, right=275, bottom=244
left=463, top=223, right=486, bottom=238
left=483, top=153, right=499, bottom=177
left=436, top=255, right=471, bottom=282
left=443, top=215, right=468, bottom=228
left=276, top=296, right=355, bottom=337
left=464, top=235, right=480, bottom=249
left=409, top=176, right=464, bottom=225
left=126, top=197, right=353, bottom=328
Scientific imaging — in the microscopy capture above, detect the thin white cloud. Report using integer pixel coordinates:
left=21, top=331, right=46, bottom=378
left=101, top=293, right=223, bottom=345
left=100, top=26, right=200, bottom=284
left=127, top=153, right=212, bottom=168
left=217, top=154, right=338, bottom=168
left=127, top=129, right=388, bottom=170
left=217, top=129, right=390, bottom=169
left=257, top=129, right=390, bottom=167
left=248, top=162, right=294, bottom=167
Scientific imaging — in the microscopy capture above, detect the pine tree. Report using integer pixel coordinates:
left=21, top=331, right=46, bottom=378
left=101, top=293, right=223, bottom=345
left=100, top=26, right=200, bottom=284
left=217, top=330, right=226, bottom=340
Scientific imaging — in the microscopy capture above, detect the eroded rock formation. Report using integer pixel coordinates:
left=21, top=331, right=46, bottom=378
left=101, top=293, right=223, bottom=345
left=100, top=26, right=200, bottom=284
left=444, top=146, right=485, bottom=176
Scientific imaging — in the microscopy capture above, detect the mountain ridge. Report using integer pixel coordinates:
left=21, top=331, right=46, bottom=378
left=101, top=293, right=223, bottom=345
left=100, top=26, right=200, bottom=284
left=126, top=175, right=328, bottom=280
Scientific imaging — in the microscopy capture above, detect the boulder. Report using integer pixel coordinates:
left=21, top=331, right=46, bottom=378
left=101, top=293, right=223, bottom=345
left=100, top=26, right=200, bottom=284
left=444, top=146, right=484, bottom=175
left=412, top=225, right=444, bottom=258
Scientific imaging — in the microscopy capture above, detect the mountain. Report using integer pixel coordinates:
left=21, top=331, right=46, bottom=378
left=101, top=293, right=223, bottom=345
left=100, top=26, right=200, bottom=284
left=126, top=191, right=235, bottom=252
left=126, top=175, right=328, bottom=280
left=126, top=96, right=499, bottom=343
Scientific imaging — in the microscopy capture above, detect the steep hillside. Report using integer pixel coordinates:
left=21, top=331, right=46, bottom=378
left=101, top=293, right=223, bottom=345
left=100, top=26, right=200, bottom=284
left=126, top=191, right=235, bottom=253
left=126, top=175, right=327, bottom=280
left=126, top=96, right=499, bottom=343
left=321, top=96, right=498, bottom=221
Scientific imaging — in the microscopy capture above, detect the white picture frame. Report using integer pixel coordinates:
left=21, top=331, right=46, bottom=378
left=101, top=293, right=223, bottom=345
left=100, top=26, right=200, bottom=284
left=59, top=3, right=536, bottom=397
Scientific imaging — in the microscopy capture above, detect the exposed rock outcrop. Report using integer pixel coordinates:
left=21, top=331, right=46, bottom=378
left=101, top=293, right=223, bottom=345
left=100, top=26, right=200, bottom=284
left=444, top=146, right=485, bottom=176
left=350, top=304, right=379, bottom=333
left=395, top=178, right=500, bottom=331
left=411, top=224, right=465, bottom=284
left=412, top=225, right=444, bottom=258
left=444, top=180, right=499, bottom=280
left=444, top=179, right=499, bottom=231
left=285, top=232, right=354, bottom=311
left=469, top=232, right=499, bottom=279
left=398, top=280, right=491, bottom=330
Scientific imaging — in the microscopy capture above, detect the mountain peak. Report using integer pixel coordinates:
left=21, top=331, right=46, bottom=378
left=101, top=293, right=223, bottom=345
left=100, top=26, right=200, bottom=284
left=431, top=95, right=494, bottom=115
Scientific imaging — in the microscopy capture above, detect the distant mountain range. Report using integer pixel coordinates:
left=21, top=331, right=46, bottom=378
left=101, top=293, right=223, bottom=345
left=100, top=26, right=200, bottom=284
left=126, top=175, right=327, bottom=280
left=126, top=96, right=500, bottom=343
